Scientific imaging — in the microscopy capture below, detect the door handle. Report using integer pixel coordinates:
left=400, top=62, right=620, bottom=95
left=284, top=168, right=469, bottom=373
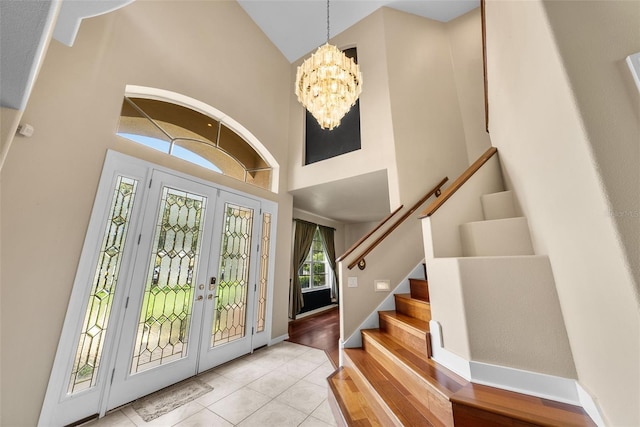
left=209, top=277, right=216, bottom=291
left=207, top=294, right=214, bottom=300
left=196, top=295, right=203, bottom=301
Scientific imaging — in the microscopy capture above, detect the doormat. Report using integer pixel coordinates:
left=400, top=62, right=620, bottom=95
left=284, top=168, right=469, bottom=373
left=131, top=378, right=213, bottom=422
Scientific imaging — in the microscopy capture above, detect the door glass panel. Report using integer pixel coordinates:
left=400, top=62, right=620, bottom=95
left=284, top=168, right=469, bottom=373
left=68, top=176, right=138, bottom=393
left=212, top=203, right=254, bottom=347
left=256, top=213, right=271, bottom=333
left=131, top=187, right=206, bottom=374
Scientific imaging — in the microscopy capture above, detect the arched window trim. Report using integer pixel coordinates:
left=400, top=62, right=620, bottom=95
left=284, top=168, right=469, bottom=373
left=124, top=85, right=280, bottom=193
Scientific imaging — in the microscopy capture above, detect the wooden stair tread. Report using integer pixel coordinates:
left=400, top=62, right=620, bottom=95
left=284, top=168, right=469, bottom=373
left=379, top=310, right=429, bottom=333
left=451, top=383, right=597, bottom=427
left=345, top=348, right=436, bottom=427
left=362, top=329, right=467, bottom=398
left=328, top=368, right=385, bottom=426
left=396, top=293, right=429, bottom=305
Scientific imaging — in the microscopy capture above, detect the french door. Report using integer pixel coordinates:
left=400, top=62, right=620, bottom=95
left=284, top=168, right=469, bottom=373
left=39, top=152, right=275, bottom=426
left=107, top=170, right=260, bottom=408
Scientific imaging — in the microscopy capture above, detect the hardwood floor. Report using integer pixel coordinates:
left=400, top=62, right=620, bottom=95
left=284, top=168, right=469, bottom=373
left=287, top=306, right=340, bottom=367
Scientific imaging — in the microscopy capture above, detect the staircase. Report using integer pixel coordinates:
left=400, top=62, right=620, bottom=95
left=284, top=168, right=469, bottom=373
left=328, top=276, right=598, bottom=427
left=329, top=148, right=597, bottom=426
left=328, top=278, right=466, bottom=426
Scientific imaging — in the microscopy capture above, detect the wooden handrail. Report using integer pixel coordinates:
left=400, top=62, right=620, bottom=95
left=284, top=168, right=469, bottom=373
left=419, top=147, right=497, bottom=219
left=336, top=204, right=404, bottom=262
left=481, top=0, right=489, bottom=133
left=347, top=177, right=449, bottom=270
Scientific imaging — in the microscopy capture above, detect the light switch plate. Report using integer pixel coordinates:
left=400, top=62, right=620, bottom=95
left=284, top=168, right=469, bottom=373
left=348, top=276, right=358, bottom=288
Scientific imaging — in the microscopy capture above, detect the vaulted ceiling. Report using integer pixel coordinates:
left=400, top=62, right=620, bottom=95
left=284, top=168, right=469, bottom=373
left=0, top=0, right=478, bottom=223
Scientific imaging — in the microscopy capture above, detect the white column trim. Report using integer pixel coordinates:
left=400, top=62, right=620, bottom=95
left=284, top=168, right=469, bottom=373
left=429, top=320, right=471, bottom=380
left=576, top=382, right=606, bottom=427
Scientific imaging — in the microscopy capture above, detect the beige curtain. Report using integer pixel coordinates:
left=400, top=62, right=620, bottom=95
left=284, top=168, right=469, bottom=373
left=318, top=225, right=338, bottom=302
left=289, top=220, right=316, bottom=319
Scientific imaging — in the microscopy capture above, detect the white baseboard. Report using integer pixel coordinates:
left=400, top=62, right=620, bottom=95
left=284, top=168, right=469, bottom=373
left=576, top=382, right=606, bottom=427
left=429, top=320, right=603, bottom=426
left=295, top=304, right=338, bottom=319
left=269, top=334, right=289, bottom=345
left=470, top=361, right=579, bottom=405
left=429, top=320, right=471, bottom=380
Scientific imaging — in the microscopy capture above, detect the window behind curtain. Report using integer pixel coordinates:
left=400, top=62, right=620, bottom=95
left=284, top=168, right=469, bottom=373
left=298, top=228, right=331, bottom=291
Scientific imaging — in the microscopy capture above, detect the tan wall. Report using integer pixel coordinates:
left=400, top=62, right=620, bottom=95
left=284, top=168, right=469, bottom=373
left=486, top=1, right=639, bottom=424
left=446, top=8, right=493, bottom=163
left=287, top=7, right=488, bottom=205
left=339, top=206, right=428, bottom=340
left=384, top=7, right=469, bottom=204
left=0, top=2, right=292, bottom=425
left=543, top=0, right=640, bottom=297
left=288, top=9, right=401, bottom=207
left=343, top=220, right=378, bottom=250
left=329, top=7, right=488, bottom=346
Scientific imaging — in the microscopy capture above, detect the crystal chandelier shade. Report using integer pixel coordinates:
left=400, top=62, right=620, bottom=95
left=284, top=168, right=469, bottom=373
left=294, top=1, right=362, bottom=130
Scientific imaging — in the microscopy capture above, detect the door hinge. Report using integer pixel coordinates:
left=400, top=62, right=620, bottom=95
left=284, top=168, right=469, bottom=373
left=257, top=244, right=260, bottom=253
left=137, top=234, right=141, bottom=244
left=254, top=283, right=257, bottom=292
left=252, top=327, right=254, bottom=335
left=125, top=297, right=129, bottom=309
left=148, top=179, right=152, bottom=188
left=110, top=369, right=115, bottom=385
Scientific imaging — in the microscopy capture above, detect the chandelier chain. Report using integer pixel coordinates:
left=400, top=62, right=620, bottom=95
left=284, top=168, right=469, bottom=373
left=326, top=0, right=330, bottom=42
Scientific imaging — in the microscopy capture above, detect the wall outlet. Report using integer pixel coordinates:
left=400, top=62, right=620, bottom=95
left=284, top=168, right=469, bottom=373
left=348, top=277, right=358, bottom=288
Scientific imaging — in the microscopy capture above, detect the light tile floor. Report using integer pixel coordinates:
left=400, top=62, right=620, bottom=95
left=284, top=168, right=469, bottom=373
left=85, top=342, right=338, bottom=427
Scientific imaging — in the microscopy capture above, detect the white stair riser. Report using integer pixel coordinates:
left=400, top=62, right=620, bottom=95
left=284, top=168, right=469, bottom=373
left=481, top=190, right=516, bottom=220
left=460, top=217, right=534, bottom=256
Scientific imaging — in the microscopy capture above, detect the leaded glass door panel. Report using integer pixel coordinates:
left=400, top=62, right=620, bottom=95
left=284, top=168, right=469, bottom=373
left=197, top=192, right=260, bottom=372
left=107, top=171, right=219, bottom=409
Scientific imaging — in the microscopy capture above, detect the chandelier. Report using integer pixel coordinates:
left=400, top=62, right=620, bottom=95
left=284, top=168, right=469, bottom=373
left=295, top=0, right=362, bottom=130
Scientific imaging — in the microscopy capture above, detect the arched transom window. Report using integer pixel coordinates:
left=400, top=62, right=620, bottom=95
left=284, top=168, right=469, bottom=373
left=117, top=87, right=277, bottom=192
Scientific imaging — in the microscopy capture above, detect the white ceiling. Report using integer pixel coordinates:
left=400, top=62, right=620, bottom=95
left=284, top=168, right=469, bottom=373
left=290, top=170, right=391, bottom=223
left=1, top=0, right=478, bottom=224
left=237, top=0, right=479, bottom=62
